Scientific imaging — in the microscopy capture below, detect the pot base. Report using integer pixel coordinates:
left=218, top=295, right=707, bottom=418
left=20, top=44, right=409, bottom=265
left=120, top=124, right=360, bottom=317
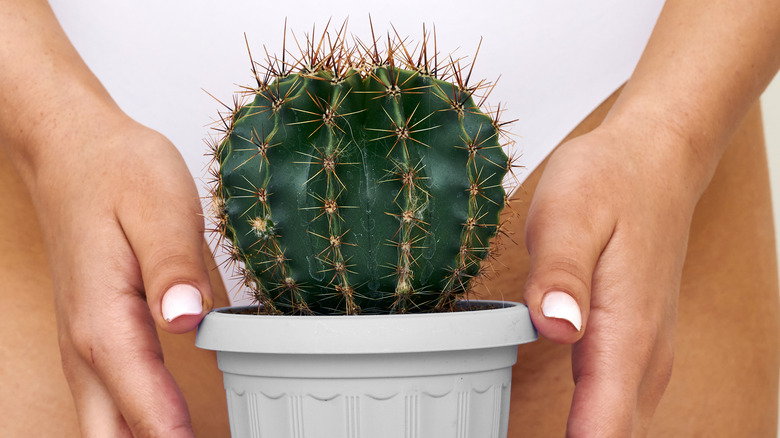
left=221, top=349, right=514, bottom=438
left=197, top=300, right=536, bottom=438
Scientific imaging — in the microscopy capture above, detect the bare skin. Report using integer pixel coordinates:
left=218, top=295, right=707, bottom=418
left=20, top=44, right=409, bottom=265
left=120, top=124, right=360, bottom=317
left=512, top=1, right=780, bottom=435
left=0, top=0, right=778, bottom=437
left=482, top=93, right=780, bottom=437
left=1, top=1, right=216, bottom=436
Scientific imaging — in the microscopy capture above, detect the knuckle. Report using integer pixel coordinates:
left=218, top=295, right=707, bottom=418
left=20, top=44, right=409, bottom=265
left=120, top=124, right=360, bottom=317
left=144, top=251, right=200, bottom=290
left=149, top=251, right=195, bottom=272
left=548, top=257, right=591, bottom=288
left=527, top=255, right=592, bottom=296
left=56, top=321, right=100, bottom=383
left=63, top=320, right=100, bottom=366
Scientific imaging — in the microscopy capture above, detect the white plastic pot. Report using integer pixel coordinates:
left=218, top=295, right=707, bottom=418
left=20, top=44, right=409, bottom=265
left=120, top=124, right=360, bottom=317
left=195, top=300, right=536, bottom=438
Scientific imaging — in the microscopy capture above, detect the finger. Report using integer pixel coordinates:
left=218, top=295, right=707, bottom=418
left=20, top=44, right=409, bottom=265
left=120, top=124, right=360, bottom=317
left=566, top=298, right=674, bottom=437
left=523, top=171, right=615, bottom=344
left=565, top=230, right=677, bottom=437
left=60, top=208, right=197, bottom=437
left=69, top=293, right=196, bottom=438
left=117, top=136, right=213, bottom=333
left=60, top=336, right=133, bottom=438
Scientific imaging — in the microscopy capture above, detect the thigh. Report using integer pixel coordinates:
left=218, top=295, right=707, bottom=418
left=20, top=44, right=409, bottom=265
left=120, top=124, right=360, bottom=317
left=476, top=91, right=780, bottom=436
left=0, top=150, right=231, bottom=437
left=652, top=101, right=779, bottom=437
left=0, top=151, right=81, bottom=435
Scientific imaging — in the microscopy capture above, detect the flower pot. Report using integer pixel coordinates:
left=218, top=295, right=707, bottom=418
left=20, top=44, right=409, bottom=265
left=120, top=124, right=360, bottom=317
left=195, top=300, right=536, bottom=438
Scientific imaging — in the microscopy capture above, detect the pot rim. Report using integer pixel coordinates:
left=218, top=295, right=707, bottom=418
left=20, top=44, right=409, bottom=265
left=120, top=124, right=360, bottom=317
left=195, top=299, right=537, bottom=355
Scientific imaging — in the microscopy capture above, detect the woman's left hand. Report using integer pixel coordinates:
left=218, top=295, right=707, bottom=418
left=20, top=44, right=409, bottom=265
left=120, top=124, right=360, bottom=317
left=523, top=118, right=708, bottom=436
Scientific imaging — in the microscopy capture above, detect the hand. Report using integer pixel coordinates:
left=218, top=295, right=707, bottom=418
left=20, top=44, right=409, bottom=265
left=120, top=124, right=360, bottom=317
left=522, top=121, right=707, bottom=436
left=28, top=115, right=213, bottom=437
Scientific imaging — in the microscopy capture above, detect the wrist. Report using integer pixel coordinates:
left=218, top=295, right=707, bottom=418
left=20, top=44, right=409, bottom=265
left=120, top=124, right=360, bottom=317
left=3, top=83, right=130, bottom=189
left=596, top=94, right=724, bottom=201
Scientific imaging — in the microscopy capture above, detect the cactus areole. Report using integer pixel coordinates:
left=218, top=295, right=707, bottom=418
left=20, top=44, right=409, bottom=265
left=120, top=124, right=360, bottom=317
left=209, top=25, right=513, bottom=315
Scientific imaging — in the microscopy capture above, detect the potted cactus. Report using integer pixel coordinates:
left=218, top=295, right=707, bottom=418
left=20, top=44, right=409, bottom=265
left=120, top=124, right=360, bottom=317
left=196, top=23, right=536, bottom=438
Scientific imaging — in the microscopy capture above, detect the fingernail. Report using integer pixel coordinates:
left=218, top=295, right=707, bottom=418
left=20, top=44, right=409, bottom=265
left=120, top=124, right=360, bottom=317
left=542, top=291, right=582, bottom=331
left=162, top=284, right=203, bottom=322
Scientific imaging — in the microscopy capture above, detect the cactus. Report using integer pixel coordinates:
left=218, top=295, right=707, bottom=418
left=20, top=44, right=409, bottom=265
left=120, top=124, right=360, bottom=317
left=208, top=24, right=514, bottom=315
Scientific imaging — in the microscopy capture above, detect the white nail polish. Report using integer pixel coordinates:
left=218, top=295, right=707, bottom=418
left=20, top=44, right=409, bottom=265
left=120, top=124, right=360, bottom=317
left=542, top=291, right=582, bottom=331
left=162, top=284, right=203, bottom=322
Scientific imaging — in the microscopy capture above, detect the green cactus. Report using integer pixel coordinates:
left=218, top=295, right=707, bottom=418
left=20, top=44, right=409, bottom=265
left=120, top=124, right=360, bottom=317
left=208, top=25, right=514, bottom=315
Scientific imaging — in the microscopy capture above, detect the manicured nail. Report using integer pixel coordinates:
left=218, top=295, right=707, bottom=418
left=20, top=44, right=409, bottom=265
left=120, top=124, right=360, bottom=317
left=162, top=284, right=203, bottom=322
left=542, top=291, right=582, bottom=331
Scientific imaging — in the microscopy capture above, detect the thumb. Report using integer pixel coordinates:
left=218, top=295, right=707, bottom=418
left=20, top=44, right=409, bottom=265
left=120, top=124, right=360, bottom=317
left=118, top=142, right=214, bottom=334
left=523, top=180, right=614, bottom=344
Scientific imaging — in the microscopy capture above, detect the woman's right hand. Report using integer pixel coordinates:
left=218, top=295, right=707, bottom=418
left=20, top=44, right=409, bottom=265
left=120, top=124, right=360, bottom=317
left=24, top=114, right=214, bottom=437
left=1, top=2, right=216, bottom=433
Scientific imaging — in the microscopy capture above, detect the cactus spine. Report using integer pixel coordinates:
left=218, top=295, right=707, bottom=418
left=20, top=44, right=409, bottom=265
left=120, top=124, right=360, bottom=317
left=209, top=24, right=514, bottom=315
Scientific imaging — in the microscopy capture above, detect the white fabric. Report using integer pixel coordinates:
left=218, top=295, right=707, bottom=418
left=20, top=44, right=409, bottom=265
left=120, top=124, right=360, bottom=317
left=49, top=0, right=665, bottom=298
